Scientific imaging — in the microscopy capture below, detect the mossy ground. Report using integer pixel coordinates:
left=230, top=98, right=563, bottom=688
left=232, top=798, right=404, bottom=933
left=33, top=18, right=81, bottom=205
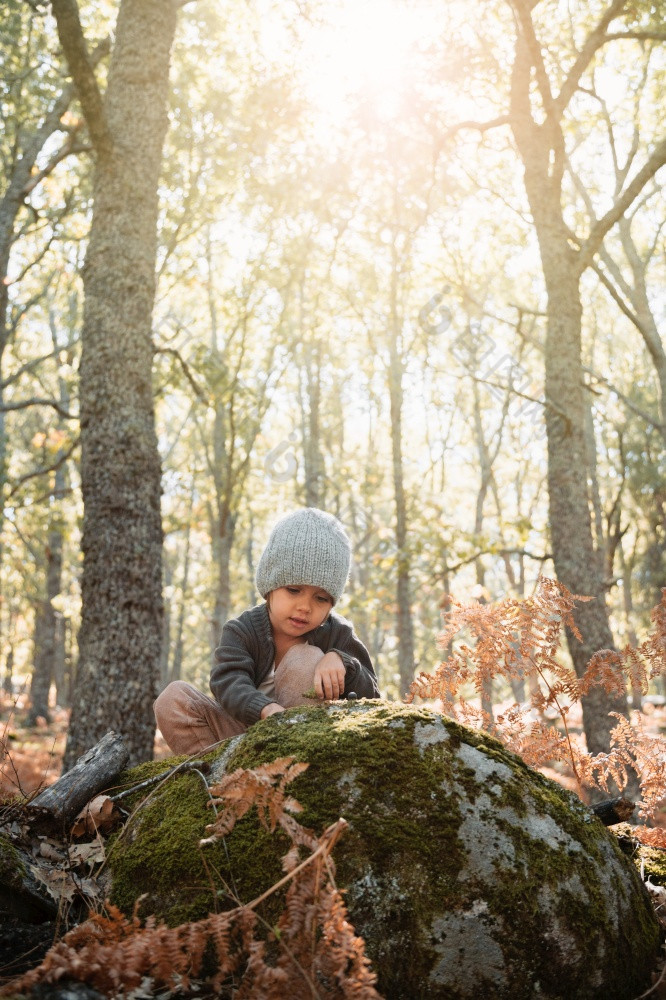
left=613, top=823, right=666, bottom=886
left=0, top=833, right=24, bottom=887
left=108, top=701, right=660, bottom=999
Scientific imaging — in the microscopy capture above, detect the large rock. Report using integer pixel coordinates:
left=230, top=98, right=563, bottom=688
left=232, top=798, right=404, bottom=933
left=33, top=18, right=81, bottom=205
left=110, top=702, right=659, bottom=999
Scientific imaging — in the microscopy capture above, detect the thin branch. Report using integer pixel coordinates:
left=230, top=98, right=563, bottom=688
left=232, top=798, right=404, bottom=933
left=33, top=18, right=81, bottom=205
left=589, top=260, right=644, bottom=336
left=1, top=350, right=60, bottom=389
left=5, top=436, right=80, bottom=500
left=441, top=114, right=511, bottom=140
left=445, top=547, right=552, bottom=574
left=554, top=0, right=628, bottom=114
left=154, top=346, right=207, bottom=402
left=604, top=30, right=666, bottom=41
left=51, top=0, right=112, bottom=158
left=0, top=397, right=78, bottom=419
left=583, top=367, right=662, bottom=431
left=21, top=136, right=90, bottom=198
left=578, top=135, right=666, bottom=272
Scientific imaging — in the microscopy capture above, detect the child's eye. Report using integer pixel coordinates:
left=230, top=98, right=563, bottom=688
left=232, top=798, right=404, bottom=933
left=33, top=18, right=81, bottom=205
left=286, top=587, right=300, bottom=594
left=317, top=595, right=331, bottom=603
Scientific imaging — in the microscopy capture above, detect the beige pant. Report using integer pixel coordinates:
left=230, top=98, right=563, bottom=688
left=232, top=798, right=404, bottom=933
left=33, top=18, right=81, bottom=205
left=154, top=643, right=324, bottom=755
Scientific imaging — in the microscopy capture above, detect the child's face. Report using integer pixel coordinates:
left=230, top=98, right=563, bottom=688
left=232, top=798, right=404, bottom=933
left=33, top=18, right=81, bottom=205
left=267, top=585, right=333, bottom=640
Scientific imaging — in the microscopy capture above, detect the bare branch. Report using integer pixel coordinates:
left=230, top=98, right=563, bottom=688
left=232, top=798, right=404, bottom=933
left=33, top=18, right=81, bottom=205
left=584, top=367, right=663, bottom=432
left=1, top=350, right=60, bottom=389
left=0, top=396, right=78, bottom=419
left=578, top=135, right=666, bottom=272
left=50, top=0, right=112, bottom=157
left=154, top=346, right=207, bottom=402
left=590, top=260, right=644, bottom=335
left=445, top=547, right=552, bottom=574
left=441, top=115, right=511, bottom=140
left=5, top=435, right=80, bottom=501
left=555, top=0, right=628, bottom=114
left=21, top=136, right=90, bottom=198
left=604, top=30, right=666, bottom=41
left=509, top=0, right=557, bottom=120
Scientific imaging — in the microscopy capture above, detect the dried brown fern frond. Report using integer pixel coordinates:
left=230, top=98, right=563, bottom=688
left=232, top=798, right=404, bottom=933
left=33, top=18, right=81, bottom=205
left=2, top=763, right=382, bottom=1000
left=606, top=713, right=666, bottom=820
left=643, top=588, right=666, bottom=679
left=201, top=756, right=314, bottom=851
left=408, top=577, right=591, bottom=710
left=630, top=826, right=666, bottom=848
left=239, top=819, right=380, bottom=1000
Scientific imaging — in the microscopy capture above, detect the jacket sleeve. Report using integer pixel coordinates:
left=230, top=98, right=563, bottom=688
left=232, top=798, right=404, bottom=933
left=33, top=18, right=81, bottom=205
left=210, top=623, right=273, bottom=726
left=326, top=620, right=380, bottom=698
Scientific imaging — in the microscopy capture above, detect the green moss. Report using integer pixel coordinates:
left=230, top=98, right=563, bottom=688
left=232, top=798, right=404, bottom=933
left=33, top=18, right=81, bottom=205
left=637, top=844, right=666, bottom=885
left=107, top=701, right=660, bottom=1000
left=0, top=834, right=24, bottom=886
left=612, top=824, right=666, bottom=887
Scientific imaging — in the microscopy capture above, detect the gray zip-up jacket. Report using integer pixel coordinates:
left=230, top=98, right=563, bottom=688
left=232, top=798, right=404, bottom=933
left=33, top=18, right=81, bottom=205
left=210, top=602, right=380, bottom=726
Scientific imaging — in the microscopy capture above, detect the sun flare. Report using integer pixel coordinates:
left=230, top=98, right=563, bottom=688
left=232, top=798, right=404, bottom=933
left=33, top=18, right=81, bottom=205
left=300, top=0, right=430, bottom=124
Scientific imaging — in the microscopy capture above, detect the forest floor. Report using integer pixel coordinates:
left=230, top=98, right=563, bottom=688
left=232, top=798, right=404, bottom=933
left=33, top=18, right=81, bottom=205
left=0, top=690, right=172, bottom=800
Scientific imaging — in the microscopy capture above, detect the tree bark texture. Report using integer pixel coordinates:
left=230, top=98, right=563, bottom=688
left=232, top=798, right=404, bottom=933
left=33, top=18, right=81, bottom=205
left=61, top=0, right=177, bottom=767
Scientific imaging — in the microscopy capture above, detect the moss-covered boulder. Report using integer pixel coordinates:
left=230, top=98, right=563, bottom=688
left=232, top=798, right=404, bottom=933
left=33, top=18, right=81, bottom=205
left=109, top=702, right=659, bottom=999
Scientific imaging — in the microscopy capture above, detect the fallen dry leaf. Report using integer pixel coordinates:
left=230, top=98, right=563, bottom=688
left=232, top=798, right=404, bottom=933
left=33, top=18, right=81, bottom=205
left=71, top=794, right=119, bottom=837
left=68, top=840, right=105, bottom=867
left=29, top=864, right=77, bottom=903
left=38, top=840, right=65, bottom=862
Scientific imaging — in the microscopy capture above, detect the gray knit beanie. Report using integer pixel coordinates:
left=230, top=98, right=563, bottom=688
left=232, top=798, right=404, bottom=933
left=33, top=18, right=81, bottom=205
left=255, top=508, right=351, bottom=603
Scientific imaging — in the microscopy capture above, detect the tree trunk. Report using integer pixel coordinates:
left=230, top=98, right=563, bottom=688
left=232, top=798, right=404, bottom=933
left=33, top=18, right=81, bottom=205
left=211, top=510, right=235, bottom=654
left=61, top=0, right=177, bottom=767
left=388, top=252, right=415, bottom=696
left=3, top=646, right=13, bottom=696
left=540, top=264, right=628, bottom=753
left=169, top=510, right=192, bottom=685
left=29, top=317, right=70, bottom=724
left=619, top=538, right=642, bottom=711
left=246, top=513, right=257, bottom=609
left=28, top=463, right=66, bottom=724
left=471, top=375, right=498, bottom=728
left=508, top=24, right=628, bottom=756
left=301, top=334, right=325, bottom=508
left=159, top=557, right=173, bottom=688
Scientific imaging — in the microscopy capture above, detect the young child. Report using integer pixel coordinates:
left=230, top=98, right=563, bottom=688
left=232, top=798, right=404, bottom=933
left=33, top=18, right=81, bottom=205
left=154, top=507, right=380, bottom=755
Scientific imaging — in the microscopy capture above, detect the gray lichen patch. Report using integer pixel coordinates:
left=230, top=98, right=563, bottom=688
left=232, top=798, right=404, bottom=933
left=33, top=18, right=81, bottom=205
left=456, top=793, right=517, bottom=878
left=413, top=717, right=450, bottom=754
left=455, top=740, right=513, bottom=784
left=430, top=909, right=507, bottom=990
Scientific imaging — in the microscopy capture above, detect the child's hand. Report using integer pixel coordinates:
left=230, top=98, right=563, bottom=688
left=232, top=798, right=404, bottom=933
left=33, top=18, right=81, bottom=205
left=314, top=652, right=346, bottom=701
left=261, top=702, right=285, bottom=719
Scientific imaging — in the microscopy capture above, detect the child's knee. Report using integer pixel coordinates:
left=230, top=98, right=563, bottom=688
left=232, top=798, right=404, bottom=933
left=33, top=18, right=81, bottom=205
left=280, top=644, right=324, bottom=670
left=275, top=644, right=324, bottom=708
left=154, top=680, right=192, bottom=722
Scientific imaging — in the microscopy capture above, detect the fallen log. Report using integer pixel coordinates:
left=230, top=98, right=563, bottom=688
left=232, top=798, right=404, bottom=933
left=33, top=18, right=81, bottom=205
left=0, top=839, right=58, bottom=923
left=591, top=796, right=635, bottom=826
left=27, top=731, right=129, bottom=834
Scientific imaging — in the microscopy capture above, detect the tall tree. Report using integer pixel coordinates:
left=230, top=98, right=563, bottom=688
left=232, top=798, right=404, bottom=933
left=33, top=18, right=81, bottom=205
left=51, top=0, right=179, bottom=767
left=504, top=0, right=666, bottom=754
